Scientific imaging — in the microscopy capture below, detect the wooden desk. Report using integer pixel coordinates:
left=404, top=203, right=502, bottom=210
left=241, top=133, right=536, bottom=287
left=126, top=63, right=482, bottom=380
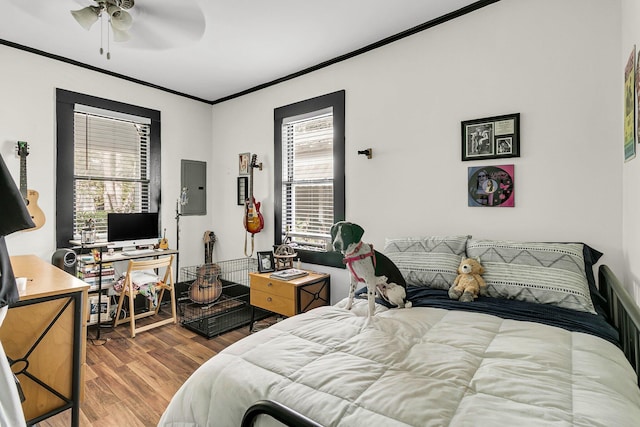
left=71, top=245, right=178, bottom=337
left=0, top=255, right=88, bottom=427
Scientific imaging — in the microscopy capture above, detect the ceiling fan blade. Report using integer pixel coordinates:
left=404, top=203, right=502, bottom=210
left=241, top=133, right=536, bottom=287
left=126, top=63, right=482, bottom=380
left=7, top=0, right=87, bottom=20
left=124, top=0, right=206, bottom=50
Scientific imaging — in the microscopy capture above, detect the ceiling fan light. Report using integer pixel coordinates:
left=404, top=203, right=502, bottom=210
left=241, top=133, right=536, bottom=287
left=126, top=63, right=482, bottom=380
left=71, top=6, right=100, bottom=31
left=110, top=8, right=133, bottom=31
left=119, top=0, right=135, bottom=10
left=111, top=26, right=131, bottom=42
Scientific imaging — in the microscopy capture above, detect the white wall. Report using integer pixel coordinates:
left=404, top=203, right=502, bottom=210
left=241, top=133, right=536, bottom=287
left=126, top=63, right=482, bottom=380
left=0, top=45, right=213, bottom=272
left=0, top=0, right=627, bottom=305
left=211, top=0, right=622, bottom=301
left=622, top=0, right=640, bottom=304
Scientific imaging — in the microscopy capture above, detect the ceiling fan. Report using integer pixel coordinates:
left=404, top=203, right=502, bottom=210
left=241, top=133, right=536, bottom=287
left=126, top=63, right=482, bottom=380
left=70, top=0, right=138, bottom=59
left=71, top=0, right=134, bottom=43
left=68, top=0, right=206, bottom=58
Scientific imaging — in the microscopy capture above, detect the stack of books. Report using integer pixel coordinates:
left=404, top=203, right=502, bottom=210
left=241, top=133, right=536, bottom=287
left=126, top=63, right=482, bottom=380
left=77, top=256, right=115, bottom=291
left=270, top=268, right=309, bottom=280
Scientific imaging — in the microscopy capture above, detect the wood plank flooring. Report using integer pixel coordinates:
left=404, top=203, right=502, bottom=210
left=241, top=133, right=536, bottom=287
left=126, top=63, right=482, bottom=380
left=38, top=312, right=276, bottom=427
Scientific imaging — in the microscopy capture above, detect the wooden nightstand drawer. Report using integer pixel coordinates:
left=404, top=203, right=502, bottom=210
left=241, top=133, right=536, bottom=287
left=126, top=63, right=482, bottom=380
left=250, top=289, right=295, bottom=317
left=250, top=275, right=295, bottom=299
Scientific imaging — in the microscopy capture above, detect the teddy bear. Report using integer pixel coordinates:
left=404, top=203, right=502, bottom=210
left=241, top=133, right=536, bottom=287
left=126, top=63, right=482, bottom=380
left=448, top=257, right=487, bottom=302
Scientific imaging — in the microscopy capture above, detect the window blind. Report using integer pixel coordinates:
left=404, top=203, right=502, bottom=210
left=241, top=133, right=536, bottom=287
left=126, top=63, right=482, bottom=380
left=73, top=110, right=150, bottom=238
left=281, top=109, right=334, bottom=249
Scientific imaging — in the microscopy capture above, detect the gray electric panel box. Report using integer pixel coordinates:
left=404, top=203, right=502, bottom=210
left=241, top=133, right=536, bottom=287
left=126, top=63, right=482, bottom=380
left=180, top=159, right=207, bottom=215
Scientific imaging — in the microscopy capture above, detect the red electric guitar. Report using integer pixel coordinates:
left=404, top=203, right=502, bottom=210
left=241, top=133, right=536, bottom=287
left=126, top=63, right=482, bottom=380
left=243, top=154, right=264, bottom=234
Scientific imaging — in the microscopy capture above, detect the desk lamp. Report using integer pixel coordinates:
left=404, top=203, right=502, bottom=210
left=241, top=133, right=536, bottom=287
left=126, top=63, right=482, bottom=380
left=0, top=151, right=34, bottom=427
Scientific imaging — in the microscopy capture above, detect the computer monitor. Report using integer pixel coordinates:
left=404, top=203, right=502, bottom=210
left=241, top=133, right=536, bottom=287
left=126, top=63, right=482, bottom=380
left=107, top=212, right=159, bottom=249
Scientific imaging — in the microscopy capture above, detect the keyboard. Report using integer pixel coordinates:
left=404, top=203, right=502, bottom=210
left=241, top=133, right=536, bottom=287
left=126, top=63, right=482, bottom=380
left=121, top=249, right=156, bottom=256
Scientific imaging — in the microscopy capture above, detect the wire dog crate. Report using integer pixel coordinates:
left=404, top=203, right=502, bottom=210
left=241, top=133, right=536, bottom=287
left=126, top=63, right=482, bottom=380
left=179, top=258, right=270, bottom=338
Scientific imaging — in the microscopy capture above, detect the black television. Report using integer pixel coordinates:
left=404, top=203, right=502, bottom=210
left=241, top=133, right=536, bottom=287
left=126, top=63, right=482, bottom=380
left=107, top=212, right=159, bottom=248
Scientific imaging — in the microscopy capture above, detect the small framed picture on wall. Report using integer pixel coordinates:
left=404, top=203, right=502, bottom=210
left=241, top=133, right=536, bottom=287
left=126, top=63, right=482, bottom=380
left=237, top=177, right=248, bottom=205
left=239, top=152, right=250, bottom=175
left=462, top=113, right=520, bottom=161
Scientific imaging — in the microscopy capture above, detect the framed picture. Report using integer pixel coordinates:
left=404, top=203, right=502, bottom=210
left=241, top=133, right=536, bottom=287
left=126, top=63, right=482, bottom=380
left=636, top=47, right=640, bottom=151
left=468, top=164, right=515, bottom=207
left=237, top=176, right=248, bottom=206
left=461, top=113, right=520, bottom=161
left=239, top=152, right=250, bottom=175
left=257, top=251, right=275, bottom=273
left=625, top=46, right=636, bottom=162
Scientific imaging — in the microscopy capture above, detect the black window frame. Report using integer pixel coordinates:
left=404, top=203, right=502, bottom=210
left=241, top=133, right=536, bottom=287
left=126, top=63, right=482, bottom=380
left=274, top=90, right=345, bottom=268
left=55, top=88, right=161, bottom=248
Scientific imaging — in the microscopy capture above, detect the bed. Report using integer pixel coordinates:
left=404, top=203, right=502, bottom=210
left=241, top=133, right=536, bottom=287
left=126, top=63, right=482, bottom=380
left=159, top=237, right=640, bottom=426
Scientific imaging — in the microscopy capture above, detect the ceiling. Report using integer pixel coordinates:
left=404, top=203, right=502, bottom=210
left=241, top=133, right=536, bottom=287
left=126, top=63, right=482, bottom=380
left=0, top=0, right=487, bottom=104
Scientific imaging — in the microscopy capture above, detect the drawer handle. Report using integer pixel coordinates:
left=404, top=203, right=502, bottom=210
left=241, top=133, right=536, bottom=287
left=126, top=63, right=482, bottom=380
left=267, top=297, right=272, bottom=302
left=267, top=282, right=273, bottom=287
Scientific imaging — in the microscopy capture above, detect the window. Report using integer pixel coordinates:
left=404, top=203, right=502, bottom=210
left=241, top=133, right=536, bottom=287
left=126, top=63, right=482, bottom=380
left=56, top=89, right=161, bottom=248
left=274, top=90, right=345, bottom=267
left=73, top=106, right=151, bottom=237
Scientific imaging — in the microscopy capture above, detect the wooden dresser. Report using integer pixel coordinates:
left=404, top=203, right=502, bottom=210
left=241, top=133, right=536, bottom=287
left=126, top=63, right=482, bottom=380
left=0, top=255, right=88, bottom=427
left=249, top=270, right=330, bottom=320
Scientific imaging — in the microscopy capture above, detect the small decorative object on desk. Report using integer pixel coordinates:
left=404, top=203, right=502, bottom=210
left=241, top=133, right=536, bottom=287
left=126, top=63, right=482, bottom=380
left=81, top=218, right=96, bottom=244
left=270, top=268, right=308, bottom=281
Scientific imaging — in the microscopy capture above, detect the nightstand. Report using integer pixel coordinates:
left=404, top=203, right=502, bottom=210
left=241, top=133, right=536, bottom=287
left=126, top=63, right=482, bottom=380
left=249, top=270, right=330, bottom=330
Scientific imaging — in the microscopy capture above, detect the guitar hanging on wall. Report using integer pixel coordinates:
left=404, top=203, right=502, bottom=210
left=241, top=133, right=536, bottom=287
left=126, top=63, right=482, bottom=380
left=243, top=154, right=263, bottom=256
left=16, top=141, right=45, bottom=231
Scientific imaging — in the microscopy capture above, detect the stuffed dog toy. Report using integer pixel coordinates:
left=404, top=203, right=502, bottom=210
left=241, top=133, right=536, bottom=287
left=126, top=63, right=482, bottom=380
left=330, top=221, right=411, bottom=316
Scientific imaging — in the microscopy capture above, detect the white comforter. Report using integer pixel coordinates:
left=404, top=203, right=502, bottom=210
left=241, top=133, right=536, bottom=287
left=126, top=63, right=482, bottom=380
left=159, top=300, right=640, bottom=426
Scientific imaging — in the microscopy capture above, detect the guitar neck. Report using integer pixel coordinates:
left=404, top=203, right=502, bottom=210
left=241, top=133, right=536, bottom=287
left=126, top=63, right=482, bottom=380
left=248, top=163, right=254, bottom=203
left=19, top=155, right=27, bottom=198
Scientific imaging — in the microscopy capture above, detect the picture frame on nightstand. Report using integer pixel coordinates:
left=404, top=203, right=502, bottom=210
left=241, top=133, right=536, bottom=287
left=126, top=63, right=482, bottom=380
left=257, top=251, right=275, bottom=273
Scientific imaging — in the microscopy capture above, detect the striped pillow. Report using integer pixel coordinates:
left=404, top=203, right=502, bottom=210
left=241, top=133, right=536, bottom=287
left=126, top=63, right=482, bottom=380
left=466, top=239, right=596, bottom=313
left=383, top=236, right=469, bottom=290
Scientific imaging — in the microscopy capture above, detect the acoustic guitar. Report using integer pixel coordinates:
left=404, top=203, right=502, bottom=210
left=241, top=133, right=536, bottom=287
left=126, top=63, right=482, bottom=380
left=243, top=154, right=264, bottom=234
left=16, top=141, right=45, bottom=230
left=189, top=263, right=223, bottom=305
left=159, top=228, right=169, bottom=249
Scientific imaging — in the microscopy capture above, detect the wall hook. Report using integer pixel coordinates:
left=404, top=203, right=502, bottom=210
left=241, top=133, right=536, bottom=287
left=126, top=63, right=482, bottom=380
left=357, top=148, right=373, bottom=159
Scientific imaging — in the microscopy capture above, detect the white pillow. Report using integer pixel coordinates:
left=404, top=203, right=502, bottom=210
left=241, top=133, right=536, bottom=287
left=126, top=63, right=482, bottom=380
left=465, top=239, right=596, bottom=314
left=383, top=236, right=470, bottom=290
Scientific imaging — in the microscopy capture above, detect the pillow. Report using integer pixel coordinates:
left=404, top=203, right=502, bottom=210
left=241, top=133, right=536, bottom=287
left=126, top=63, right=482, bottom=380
left=383, top=236, right=469, bottom=290
left=465, top=239, right=597, bottom=314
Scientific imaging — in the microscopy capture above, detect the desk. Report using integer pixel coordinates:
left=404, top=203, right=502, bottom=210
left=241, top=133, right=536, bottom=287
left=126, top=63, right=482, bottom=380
left=0, top=255, right=88, bottom=427
left=71, top=244, right=178, bottom=337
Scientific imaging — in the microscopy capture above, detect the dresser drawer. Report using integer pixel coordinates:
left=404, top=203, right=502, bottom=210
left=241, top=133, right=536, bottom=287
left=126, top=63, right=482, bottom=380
left=250, top=275, right=295, bottom=299
left=250, top=289, right=295, bottom=317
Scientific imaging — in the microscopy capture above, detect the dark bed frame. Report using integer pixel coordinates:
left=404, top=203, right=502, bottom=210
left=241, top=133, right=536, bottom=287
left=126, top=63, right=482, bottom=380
left=241, top=265, right=640, bottom=426
left=599, top=265, right=640, bottom=387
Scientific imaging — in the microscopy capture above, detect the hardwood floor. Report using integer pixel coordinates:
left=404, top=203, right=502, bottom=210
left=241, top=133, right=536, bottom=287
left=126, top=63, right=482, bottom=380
left=39, top=312, right=276, bottom=427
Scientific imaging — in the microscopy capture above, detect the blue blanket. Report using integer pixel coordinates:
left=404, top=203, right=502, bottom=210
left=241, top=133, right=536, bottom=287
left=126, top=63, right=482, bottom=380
left=356, top=285, right=619, bottom=346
